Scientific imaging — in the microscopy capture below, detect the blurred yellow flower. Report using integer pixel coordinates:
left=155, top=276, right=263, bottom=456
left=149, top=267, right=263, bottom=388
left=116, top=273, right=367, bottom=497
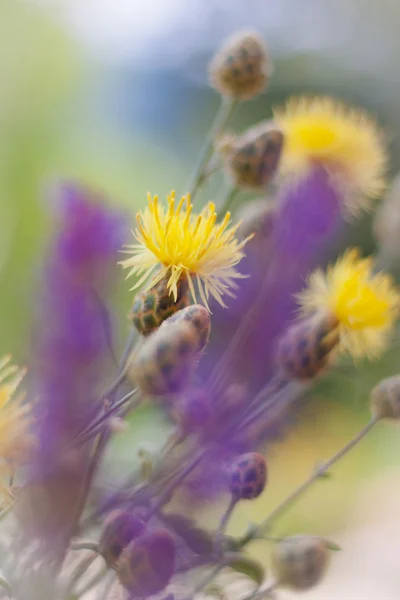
left=297, top=249, right=400, bottom=359
left=275, top=97, right=387, bottom=214
left=0, top=355, right=33, bottom=503
left=121, top=192, right=251, bottom=310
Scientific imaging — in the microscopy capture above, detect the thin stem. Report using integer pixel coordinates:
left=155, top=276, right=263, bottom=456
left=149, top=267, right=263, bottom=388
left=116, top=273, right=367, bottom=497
left=77, top=388, right=139, bottom=443
left=75, top=564, right=108, bottom=598
left=238, top=416, right=380, bottom=548
left=243, top=582, right=279, bottom=600
left=187, top=97, right=237, bottom=200
left=217, top=184, right=238, bottom=216
left=143, top=447, right=209, bottom=520
left=70, top=541, right=99, bottom=552
left=63, top=552, right=97, bottom=599
left=215, top=497, right=237, bottom=541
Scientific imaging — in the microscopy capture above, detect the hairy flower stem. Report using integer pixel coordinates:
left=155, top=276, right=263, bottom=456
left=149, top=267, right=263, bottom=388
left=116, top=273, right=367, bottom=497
left=187, top=97, right=237, bottom=200
left=237, top=416, right=380, bottom=548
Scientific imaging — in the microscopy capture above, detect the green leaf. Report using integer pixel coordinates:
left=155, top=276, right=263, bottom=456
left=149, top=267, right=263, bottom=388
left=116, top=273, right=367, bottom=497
left=227, top=556, right=265, bottom=586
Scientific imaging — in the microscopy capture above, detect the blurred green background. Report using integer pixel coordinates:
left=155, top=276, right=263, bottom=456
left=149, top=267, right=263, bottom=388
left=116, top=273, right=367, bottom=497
left=2, top=0, right=400, bottom=573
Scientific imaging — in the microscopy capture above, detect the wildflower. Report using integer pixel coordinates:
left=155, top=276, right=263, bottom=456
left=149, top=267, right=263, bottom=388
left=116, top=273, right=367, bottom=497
left=0, top=356, right=32, bottom=502
left=275, top=97, right=387, bottom=214
left=209, top=30, right=271, bottom=100
left=121, top=192, right=251, bottom=310
left=272, top=535, right=331, bottom=590
left=297, top=249, right=400, bottom=359
left=218, top=123, right=284, bottom=190
left=22, top=182, right=126, bottom=555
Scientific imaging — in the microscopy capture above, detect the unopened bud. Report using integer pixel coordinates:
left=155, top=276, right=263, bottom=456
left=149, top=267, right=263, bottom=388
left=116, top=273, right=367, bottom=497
left=228, top=452, right=267, bottom=500
left=209, top=31, right=271, bottom=100
left=99, top=510, right=146, bottom=568
left=219, top=123, right=283, bottom=190
left=117, top=529, right=175, bottom=597
left=272, top=535, right=330, bottom=590
left=128, top=307, right=210, bottom=396
left=131, top=276, right=190, bottom=336
left=277, top=313, right=339, bottom=380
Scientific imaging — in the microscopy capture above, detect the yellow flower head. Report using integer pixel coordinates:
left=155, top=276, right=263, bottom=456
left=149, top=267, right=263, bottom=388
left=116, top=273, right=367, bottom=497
left=120, top=192, right=251, bottom=310
left=0, top=355, right=33, bottom=503
left=274, top=97, right=387, bottom=213
left=297, top=249, right=400, bottom=359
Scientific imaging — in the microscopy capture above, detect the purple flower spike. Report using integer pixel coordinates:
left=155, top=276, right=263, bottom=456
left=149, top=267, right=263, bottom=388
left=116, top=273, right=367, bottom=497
left=19, top=182, right=127, bottom=557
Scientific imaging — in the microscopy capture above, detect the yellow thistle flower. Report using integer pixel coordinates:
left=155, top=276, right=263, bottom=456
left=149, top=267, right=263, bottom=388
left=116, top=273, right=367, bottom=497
left=0, top=355, right=33, bottom=503
left=120, top=192, right=251, bottom=310
left=275, top=97, right=387, bottom=214
left=297, top=249, right=400, bottom=359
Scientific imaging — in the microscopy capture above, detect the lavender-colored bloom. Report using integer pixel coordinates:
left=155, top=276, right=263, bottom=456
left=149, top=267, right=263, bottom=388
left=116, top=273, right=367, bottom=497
left=19, top=183, right=127, bottom=556
left=187, top=167, right=342, bottom=500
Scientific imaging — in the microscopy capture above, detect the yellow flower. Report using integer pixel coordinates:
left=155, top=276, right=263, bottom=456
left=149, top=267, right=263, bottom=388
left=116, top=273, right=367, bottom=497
left=0, top=356, right=33, bottom=503
left=297, top=249, right=400, bottom=359
left=275, top=97, right=387, bottom=214
left=120, top=192, right=251, bottom=309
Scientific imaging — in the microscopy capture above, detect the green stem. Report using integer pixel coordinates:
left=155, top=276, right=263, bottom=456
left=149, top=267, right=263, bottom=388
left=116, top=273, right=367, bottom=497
left=77, top=388, right=139, bottom=443
left=218, top=185, right=238, bottom=216
left=187, top=97, right=237, bottom=200
left=238, top=417, right=379, bottom=548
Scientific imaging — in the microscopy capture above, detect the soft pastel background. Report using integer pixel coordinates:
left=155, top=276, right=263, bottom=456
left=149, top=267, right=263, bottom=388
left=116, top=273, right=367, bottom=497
left=2, top=1, right=400, bottom=596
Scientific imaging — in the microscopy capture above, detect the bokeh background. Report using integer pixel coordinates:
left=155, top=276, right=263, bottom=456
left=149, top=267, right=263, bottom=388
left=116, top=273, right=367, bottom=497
left=2, top=1, right=400, bottom=596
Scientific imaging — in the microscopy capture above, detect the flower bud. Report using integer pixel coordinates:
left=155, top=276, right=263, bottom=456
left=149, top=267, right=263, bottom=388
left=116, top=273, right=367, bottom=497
left=117, top=529, right=175, bottom=597
left=162, top=304, right=211, bottom=352
left=219, top=123, right=283, bottom=190
left=130, top=276, right=190, bottom=336
left=99, top=510, right=146, bottom=568
left=277, top=313, right=339, bottom=380
left=128, top=310, right=209, bottom=396
left=272, top=535, right=330, bottom=590
left=228, top=452, right=267, bottom=500
left=371, top=374, right=400, bottom=420
left=209, top=31, right=271, bottom=100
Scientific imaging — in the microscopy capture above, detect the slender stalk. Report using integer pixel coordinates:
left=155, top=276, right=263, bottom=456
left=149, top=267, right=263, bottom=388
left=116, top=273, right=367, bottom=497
left=217, top=184, right=238, bottom=216
left=75, top=564, right=108, bottom=597
left=63, top=552, right=97, bottom=599
left=242, top=582, right=279, bottom=600
left=187, top=98, right=237, bottom=200
left=143, top=447, right=209, bottom=520
left=214, top=497, right=237, bottom=551
left=238, top=416, right=380, bottom=548
left=71, top=541, right=99, bottom=553
left=77, top=388, right=139, bottom=443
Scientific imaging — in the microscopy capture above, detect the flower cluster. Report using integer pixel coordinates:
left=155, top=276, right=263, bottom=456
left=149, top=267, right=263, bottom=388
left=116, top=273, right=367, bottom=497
left=2, top=28, right=400, bottom=600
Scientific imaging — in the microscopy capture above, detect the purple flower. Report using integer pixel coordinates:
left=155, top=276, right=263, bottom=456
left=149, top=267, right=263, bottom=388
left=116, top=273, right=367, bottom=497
left=20, top=182, right=127, bottom=555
